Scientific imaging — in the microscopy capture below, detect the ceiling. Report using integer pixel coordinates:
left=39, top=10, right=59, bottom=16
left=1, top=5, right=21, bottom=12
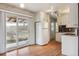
left=8, top=3, right=71, bottom=13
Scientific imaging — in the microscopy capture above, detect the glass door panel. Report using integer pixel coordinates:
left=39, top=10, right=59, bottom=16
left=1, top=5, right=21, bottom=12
left=17, top=18, right=29, bottom=45
left=6, top=13, right=17, bottom=50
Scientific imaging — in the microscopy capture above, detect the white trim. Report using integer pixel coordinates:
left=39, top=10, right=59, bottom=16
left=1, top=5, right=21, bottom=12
left=16, top=16, right=19, bottom=49
left=0, top=9, right=33, bottom=18
left=1, top=11, right=6, bottom=53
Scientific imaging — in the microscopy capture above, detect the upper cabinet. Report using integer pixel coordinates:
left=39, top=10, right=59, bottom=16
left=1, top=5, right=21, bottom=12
left=67, top=4, right=78, bottom=27
left=57, top=4, right=78, bottom=28
left=57, top=13, right=69, bottom=25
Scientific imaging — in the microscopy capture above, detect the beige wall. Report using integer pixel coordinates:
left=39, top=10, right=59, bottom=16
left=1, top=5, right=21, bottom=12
left=0, top=3, right=35, bottom=17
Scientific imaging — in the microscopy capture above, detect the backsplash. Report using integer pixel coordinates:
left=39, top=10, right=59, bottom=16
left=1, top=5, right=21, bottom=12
left=66, top=28, right=75, bottom=32
left=58, top=25, right=75, bottom=32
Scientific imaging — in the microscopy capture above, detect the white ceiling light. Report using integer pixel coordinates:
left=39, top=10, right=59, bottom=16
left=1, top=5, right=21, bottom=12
left=20, top=3, right=24, bottom=8
left=45, top=6, right=55, bottom=12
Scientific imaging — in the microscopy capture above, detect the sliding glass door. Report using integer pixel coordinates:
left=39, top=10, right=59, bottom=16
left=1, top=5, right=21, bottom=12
left=6, top=13, right=30, bottom=51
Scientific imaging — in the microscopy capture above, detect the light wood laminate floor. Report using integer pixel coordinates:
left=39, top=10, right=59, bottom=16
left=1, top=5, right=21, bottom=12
left=0, top=41, right=61, bottom=56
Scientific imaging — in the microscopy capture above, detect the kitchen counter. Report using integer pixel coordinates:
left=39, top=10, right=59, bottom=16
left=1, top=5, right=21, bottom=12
left=56, top=32, right=76, bottom=42
left=63, top=33, right=78, bottom=37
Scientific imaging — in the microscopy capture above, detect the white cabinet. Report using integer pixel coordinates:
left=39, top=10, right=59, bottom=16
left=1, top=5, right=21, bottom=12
left=67, top=4, right=78, bottom=27
left=56, top=33, right=61, bottom=42
left=57, top=15, right=63, bottom=25
left=61, top=35, right=78, bottom=56
left=56, top=33, right=64, bottom=42
left=57, top=14, right=69, bottom=25
left=57, top=4, right=78, bottom=27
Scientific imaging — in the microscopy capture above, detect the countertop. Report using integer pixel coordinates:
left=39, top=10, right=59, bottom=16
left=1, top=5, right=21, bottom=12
left=62, top=34, right=78, bottom=37
left=56, top=32, right=77, bottom=36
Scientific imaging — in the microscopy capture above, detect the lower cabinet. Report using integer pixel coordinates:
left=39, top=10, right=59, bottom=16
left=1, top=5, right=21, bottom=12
left=56, top=33, right=64, bottom=42
left=61, top=35, right=78, bottom=56
left=56, top=33, right=61, bottom=42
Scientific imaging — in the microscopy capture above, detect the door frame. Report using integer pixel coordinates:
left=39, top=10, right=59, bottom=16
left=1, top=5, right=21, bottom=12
left=5, top=12, right=34, bottom=52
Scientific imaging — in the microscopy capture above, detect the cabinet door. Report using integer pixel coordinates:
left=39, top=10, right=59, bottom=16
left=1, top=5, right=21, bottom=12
left=62, top=36, right=78, bottom=56
left=67, top=4, right=78, bottom=27
left=56, top=33, right=61, bottom=42
left=57, top=14, right=69, bottom=25
left=57, top=15, right=63, bottom=25
left=62, top=14, right=69, bottom=25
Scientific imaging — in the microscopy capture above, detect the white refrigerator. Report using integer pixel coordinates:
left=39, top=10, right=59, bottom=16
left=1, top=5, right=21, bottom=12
left=36, top=12, right=50, bottom=45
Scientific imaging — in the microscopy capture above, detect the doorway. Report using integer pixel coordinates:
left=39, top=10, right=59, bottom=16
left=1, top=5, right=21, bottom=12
left=50, top=17, right=57, bottom=41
